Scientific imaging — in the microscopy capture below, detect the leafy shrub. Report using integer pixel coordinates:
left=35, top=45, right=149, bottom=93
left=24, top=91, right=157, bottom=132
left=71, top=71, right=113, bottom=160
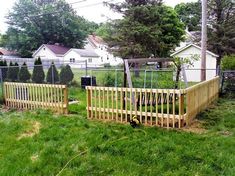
left=59, top=64, right=74, bottom=85
left=0, top=60, right=8, bottom=81
left=6, top=62, right=19, bottom=82
left=18, top=62, right=31, bottom=82
left=46, top=62, right=59, bottom=84
left=32, top=57, right=45, bottom=83
left=222, top=55, right=235, bottom=70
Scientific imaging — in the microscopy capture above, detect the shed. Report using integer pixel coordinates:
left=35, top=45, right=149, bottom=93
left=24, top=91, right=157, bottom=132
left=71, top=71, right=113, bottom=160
left=171, top=43, right=218, bottom=82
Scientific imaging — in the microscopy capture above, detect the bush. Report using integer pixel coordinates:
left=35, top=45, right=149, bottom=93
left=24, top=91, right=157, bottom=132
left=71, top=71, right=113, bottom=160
left=18, top=62, right=31, bottom=82
left=222, top=55, right=235, bottom=70
left=59, top=64, right=74, bottom=85
left=32, top=57, right=45, bottom=83
left=6, top=62, right=19, bottom=82
left=0, top=60, right=8, bottom=81
left=46, top=62, right=59, bottom=84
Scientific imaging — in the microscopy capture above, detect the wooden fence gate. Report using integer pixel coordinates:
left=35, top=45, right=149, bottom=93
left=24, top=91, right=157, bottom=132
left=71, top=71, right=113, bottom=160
left=86, top=77, right=220, bottom=128
left=3, top=82, right=68, bottom=114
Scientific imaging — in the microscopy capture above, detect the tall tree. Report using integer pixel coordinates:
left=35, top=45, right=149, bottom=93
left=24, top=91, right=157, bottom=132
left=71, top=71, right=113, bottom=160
left=175, top=1, right=201, bottom=31
left=105, top=0, right=185, bottom=58
left=175, top=0, right=235, bottom=67
left=207, top=0, right=235, bottom=67
left=4, top=0, right=97, bottom=57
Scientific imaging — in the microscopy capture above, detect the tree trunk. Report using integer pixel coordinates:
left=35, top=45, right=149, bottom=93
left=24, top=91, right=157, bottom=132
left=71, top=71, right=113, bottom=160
left=175, top=66, right=181, bottom=89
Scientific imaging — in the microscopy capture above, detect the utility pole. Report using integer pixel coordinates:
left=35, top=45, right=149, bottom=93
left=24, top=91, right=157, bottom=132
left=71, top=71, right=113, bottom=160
left=201, top=0, right=207, bottom=81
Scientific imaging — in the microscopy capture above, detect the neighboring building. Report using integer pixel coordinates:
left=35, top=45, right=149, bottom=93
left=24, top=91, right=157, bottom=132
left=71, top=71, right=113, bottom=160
left=64, top=48, right=100, bottom=68
left=171, top=43, right=218, bottom=82
left=0, top=48, right=19, bottom=59
left=84, top=34, right=123, bottom=66
left=32, top=44, right=70, bottom=64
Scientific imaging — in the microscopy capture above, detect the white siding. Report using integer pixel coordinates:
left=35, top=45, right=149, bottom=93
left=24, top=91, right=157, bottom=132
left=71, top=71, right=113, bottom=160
left=33, top=46, right=62, bottom=61
left=173, top=45, right=217, bottom=82
left=84, top=42, right=123, bottom=66
left=63, top=50, right=102, bottom=68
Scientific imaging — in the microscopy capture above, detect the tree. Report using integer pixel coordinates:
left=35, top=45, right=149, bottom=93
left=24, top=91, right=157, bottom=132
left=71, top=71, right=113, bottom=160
left=32, top=57, right=45, bottom=83
left=175, top=1, right=201, bottom=31
left=172, top=55, right=199, bottom=88
left=175, top=0, right=235, bottom=68
left=46, top=62, right=59, bottom=84
left=59, top=65, right=74, bottom=85
left=221, top=55, right=235, bottom=70
left=6, top=62, right=19, bottom=82
left=18, top=62, right=31, bottom=82
left=3, top=0, right=97, bottom=57
left=105, top=0, right=185, bottom=58
left=0, top=60, right=8, bottom=81
left=207, top=0, right=235, bottom=67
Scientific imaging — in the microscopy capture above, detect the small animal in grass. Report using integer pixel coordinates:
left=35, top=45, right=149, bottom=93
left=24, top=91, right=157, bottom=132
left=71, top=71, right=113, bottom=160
left=130, top=116, right=140, bottom=128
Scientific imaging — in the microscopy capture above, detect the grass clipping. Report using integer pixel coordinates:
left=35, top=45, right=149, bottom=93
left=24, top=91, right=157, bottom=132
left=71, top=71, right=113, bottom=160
left=18, top=121, right=41, bottom=140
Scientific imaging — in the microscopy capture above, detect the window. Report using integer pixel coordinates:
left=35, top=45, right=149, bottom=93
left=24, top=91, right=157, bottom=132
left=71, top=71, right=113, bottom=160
left=101, top=57, right=103, bottom=62
left=88, top=58, right=92, bottom=63
left=70, top=58, right=75, bottom=63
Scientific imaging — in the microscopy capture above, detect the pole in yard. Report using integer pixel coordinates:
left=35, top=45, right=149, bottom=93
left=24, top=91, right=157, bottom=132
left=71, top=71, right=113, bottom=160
left=201, top=0, right=207, bottom=81
left=85, top=60, right=88, bottom=76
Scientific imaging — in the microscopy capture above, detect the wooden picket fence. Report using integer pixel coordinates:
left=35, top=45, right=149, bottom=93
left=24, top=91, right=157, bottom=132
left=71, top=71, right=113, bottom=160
left=86, top=76, right=220, bottom=128
left=3, top=82, right=68, bottom=114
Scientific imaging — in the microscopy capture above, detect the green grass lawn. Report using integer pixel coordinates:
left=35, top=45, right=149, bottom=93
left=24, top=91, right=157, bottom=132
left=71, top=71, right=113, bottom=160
left=0, top=91, right=234, bottom=175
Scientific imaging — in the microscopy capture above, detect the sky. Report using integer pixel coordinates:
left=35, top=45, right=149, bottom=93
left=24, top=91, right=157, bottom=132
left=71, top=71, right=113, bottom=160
left=0, top=0, right=198, bottom=34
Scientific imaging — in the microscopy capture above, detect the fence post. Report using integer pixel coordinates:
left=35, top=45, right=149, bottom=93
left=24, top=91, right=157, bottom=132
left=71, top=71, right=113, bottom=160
left=86, top=87, right=91, bottom=118
left=179, top=91, right=185, bottom=128
left=63, top=86, right=68, bottom=114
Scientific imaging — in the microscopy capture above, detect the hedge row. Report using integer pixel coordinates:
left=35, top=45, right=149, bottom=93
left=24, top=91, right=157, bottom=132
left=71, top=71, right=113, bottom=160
left=0, top=57, right=74, bottom=85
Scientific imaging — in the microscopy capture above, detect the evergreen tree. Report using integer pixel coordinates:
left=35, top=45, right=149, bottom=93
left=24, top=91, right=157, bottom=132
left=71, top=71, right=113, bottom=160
left=32, top=57, right=45, bottom=83
left=105, top=0, right=185, bottom=58
left=0, top=60, right=8, bottom=81
left=46, top=62, right=59, bottom=84
left=59, top=65, right=74, bottom=85
left=6, top=62, right=19, bottom=82
left=18, top=62, right=31, bottom=82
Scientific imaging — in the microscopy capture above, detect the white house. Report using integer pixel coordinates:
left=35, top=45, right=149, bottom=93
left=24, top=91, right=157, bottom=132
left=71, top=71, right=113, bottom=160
left=32, top=44, right=70, bottom=65
left=0, top=48, right=19, bottom=59
left=171, top=43, right=218, bottom=82
left=63, top=48, right=100, bottom=68
left=84, top=34, right=123, bottom=66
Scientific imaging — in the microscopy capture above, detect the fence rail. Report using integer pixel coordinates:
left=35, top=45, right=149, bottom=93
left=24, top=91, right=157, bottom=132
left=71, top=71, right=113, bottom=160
left=185, top=76, right=220, bottom=125
left=3, top=82, right=68, bottom=114
left=86, top=76, right=220, bottom=128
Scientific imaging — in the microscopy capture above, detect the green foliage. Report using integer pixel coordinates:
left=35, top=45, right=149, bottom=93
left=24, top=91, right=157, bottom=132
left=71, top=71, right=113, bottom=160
left=46, top=62, right=59, bottom=84
left=0, top=60, right=8, bottom=81
left=59, top=65, right=74, bottom=85
left=221, top=55, right=235, bottom=70
left=32, top=57, right=45, bottom=83
left=3, top=0, right=97, bottom=57
left=6, top=62, right=19, bottom=82
left=175, top=1, right=201, bottom=31
left=18, top=62, right=31, bottom=82
left=174, top=0, right=235, bottom=65
left=95, top=22, right=113, bottom=40
left=105, top=1, right=185, bottom=58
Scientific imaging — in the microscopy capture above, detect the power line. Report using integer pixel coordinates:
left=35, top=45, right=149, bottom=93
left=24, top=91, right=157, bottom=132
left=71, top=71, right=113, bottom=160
left=28, top=0, right=116, bottom=18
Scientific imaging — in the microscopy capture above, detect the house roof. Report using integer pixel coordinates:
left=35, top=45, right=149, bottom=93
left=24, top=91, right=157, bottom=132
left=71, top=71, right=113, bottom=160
left=66, top=49, right=99, bottom=57
left=170, top=43, right=219, bottom=58
left=87, top=34, right=106, bottom=48
left=44, top=44, right=70, bottom=55
left=0, top=48, right=18, bottom=56
left=33, top=44, right=70, bottom=57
